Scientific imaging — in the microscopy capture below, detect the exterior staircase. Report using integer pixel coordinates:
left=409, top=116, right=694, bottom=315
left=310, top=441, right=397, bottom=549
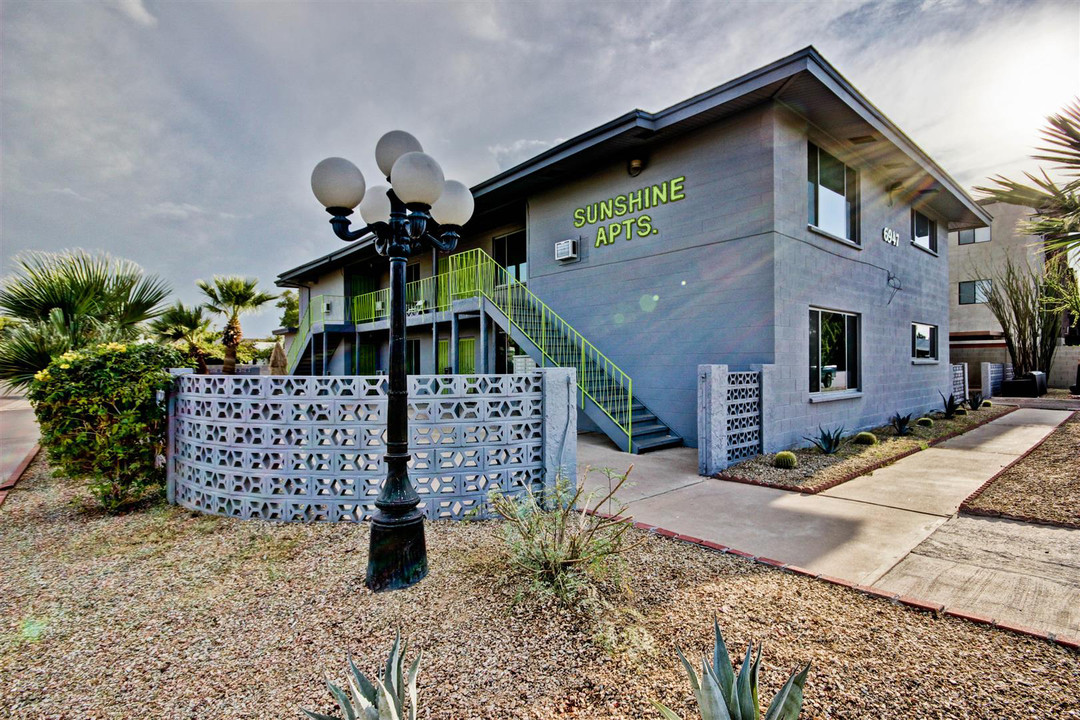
left=286, top=249, right=682, bottom=453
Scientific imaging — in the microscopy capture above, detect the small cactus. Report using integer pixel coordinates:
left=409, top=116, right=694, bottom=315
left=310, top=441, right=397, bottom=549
left=982, top=400, right=992, bottom=407
left=917, top=417, right=934, bottom=427
left=773, top=451, right=798, bottom=469
left=955, top=408, right=968, bottom=416
left=853, top=431, right=878, bottom=445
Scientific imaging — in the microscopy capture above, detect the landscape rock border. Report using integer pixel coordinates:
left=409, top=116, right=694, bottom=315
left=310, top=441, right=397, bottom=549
left=714, top=406, right=1019, bottom=494
left=959, top=410, right=1079, bottom=530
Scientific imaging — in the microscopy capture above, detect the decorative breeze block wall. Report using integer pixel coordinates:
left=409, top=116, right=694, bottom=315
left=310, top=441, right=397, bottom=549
left=698, top=365, right=764, bottom=474
left=950, top=363, right=969, bottom=400
left=168, top=372, right=569, bottom=523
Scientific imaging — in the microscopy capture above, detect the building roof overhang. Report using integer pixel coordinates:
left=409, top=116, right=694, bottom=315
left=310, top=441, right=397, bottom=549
left=278, top=46, right=989, bottom=286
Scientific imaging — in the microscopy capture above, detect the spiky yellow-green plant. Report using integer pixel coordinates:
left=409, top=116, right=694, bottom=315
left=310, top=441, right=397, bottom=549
left=853, top=431, right=878, bottom=445
left=773, top=451, right=798, bottom=469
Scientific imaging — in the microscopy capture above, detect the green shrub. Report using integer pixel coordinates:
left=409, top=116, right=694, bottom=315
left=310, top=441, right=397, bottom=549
left=652, top=618, right=810, bottom=720
left=28, top=342, right=187, bottom=512
left=917, top=417, right=934, bottom=428
left=773, top=451, right=798, bottom=469
left=489, top=467, right=639, bottom=606
left=302, top=631, right=420, bottom=720
left=889, top=412, right=913, bottom=436
left=853, top=431, right=878, bottom=445
left=804, top=425, right=846, bottom=454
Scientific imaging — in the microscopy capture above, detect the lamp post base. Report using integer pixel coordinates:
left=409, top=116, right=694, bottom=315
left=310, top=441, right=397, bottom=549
left=365, top=510, right=428, bottom=592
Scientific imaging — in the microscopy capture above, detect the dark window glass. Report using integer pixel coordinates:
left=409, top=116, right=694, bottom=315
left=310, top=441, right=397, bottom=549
left=912, top=210, right=937, bottom=252
left=405, top=263, right=421, bottom=284
left=912, top=322, right=937, bottom=360
left=405, top=338, right=421, bottom=375
left=494, top=230, right=528, bottom=284
left=959, top=280, right=992, bottom=305
left=807, top=146, right=818, bottom=227
left=810, top=308, right=859, bottom=393
left=957, top=229, right=975, bottom=245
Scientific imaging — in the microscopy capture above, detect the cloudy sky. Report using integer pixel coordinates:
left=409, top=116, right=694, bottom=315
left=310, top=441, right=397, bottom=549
left=2, top=0, right=1077, bottom=335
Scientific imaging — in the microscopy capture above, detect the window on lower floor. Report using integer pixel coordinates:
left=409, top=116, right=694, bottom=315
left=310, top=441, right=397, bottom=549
left=405, top=338, right=421, bottom=375
left=912, top=209, right=937, bottom=253
left=959, top=279, right=992, bottom=304
left=911, top=322, right=938, bottom=360
left=809, top=308, right=859, bottom=394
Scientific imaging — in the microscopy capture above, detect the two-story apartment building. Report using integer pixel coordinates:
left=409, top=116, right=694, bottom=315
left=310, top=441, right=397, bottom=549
left=277, top=47, right=990, bottom=454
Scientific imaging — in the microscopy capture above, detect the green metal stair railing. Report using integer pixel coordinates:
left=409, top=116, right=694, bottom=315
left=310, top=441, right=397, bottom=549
left=285, top=294, right=347, bottom=372
left=291, top=250, right=635, bottom=450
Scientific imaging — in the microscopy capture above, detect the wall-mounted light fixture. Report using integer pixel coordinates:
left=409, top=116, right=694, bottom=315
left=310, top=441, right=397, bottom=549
left=627, top=158, right=645, bottom=177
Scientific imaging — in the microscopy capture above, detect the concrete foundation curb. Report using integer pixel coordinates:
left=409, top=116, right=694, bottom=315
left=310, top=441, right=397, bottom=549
left=592, top=508, right=1078, bottom=652
left=0, top=443, right=40, bottom=510
left=715, top=405, right=1019, bottom=494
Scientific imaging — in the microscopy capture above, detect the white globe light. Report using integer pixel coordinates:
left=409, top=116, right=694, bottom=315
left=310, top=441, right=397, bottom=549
left=430, top=180, right=474, bottom=227
left=375, top=130, right=423, bottom=178
left=311, top=157, right=366, bottom=209
left=359, top=185, right=392, bottom=225
left=390, top=151, right=445, bottom=206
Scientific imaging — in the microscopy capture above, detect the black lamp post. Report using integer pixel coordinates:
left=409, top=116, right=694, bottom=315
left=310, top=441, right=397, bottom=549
left=310, top=131, right=475, bottom=592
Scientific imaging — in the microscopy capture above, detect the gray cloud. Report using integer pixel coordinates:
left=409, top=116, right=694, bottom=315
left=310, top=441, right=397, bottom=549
left=2, top=0, right=1077, bottom=336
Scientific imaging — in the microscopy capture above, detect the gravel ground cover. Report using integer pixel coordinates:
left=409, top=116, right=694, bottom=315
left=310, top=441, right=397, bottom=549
left=963, top=412, right=1080, bottom=528
left=2, top=457, right=1078, bottom=719
left=718, top=405, right=1015, bottom=492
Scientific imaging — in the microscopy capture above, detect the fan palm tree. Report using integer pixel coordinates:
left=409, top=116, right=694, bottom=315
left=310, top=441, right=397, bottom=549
left=976, top=100, right=1080, bottom=255
left=0, top=250, right=170, bottom=387
left=197, top=277, right=276, bottom=374
left=150, top=302, right=213, bottom=373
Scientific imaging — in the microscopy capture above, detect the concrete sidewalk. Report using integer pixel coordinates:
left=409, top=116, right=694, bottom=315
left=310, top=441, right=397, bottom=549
left=0, top=392, right=38, bottom=487
left=580, top=407, right=1078, bottom=637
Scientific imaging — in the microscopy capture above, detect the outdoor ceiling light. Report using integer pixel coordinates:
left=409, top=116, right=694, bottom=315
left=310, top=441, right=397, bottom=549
left=309, top=130, right=475, bottom=593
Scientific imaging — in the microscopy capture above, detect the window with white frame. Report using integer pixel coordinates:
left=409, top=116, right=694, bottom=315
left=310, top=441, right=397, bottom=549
left=807, top=143, right=859, bottom=243
left=911, top=322, right=938, bottom=361
left=809, top=308, right=859, bottom=394
left=951, top=227, right=990, bottom=245
left=912, top=209, right=937, bottom=253
left=959, top=279, right=992, bottom=305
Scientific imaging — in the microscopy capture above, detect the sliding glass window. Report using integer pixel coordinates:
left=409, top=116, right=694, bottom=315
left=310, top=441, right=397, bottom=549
left=809, top=308, right=859, bottom=394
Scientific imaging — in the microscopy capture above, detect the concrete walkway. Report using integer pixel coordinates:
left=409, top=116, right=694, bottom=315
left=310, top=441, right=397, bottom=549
left=580, top=407, right=1078, bottom=637
left=0, top=392, right=38, bottom=486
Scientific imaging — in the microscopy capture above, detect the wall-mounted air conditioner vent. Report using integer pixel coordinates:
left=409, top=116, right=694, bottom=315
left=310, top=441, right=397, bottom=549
left=555, top=238, right=578, bottom=261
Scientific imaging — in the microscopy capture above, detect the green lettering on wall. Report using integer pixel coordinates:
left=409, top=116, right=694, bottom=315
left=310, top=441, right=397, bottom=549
left=595, top=225, right=608, bottom=247
left=652, top=182, right=667, bottom=206
left=613, top=195, right=627, bottom=216
left=573, top=208, right=586, bottom=228
left=669, top=176, right=685, bottom=201
left=598, top=199, right=614, bottom=222
left=573, top=177, right=686, bottom=249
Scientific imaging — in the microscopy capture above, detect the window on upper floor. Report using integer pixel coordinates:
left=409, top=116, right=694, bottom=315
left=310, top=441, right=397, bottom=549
left=807, top=143, right=859, bottom=243
left=959, top=279, right=992, bottom=305
left=405, top=263, right=421, bottom=284
left=809, top=307, right=860, bottom=394
left=911, top=322, right=938, bottom=361
left=951, top=227, right=991, bottom=245
left=912, top=210, right=937, bottom=253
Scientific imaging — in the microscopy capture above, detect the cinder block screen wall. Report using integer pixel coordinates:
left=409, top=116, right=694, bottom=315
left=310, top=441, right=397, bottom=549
left=167, top=369, right=576, bottom=522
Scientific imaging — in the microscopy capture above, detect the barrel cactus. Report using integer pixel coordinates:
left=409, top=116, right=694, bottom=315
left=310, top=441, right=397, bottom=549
left=853, top=431, right=878, bottom=445
left=955, top=407, right=968, bottom=416
left=773, top=451, right=798, bottom=469
left=652, top=618, right=810, bottom=720
left=302, top=632, right=421, bottom=720
left=917, top=417, right=934, bottom=428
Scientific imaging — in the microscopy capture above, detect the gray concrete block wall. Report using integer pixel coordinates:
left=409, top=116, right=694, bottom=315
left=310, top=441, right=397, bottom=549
left=765, top=104, right=952, bottom=450
left=526, top=107, right=778, bottom=445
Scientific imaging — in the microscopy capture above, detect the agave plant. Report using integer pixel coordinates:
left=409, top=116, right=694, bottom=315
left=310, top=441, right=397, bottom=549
left=302, top=632, right=421, bottom=720
left=939, top=391, right=962, bottom=419
left=889, top=412, right=913, bottom=436
left=967, top=392, right=985, bottom=411
left=652, top=619, right=810, bottom=720
left=803, top=425, right=845, bottom=454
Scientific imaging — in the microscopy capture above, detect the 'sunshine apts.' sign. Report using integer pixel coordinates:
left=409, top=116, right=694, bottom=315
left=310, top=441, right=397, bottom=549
left=573, top=176, right=687, bottom=247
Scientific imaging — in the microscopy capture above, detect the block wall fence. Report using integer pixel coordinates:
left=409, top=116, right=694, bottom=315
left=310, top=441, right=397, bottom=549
left=166, top=368, right=576, bottom=523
